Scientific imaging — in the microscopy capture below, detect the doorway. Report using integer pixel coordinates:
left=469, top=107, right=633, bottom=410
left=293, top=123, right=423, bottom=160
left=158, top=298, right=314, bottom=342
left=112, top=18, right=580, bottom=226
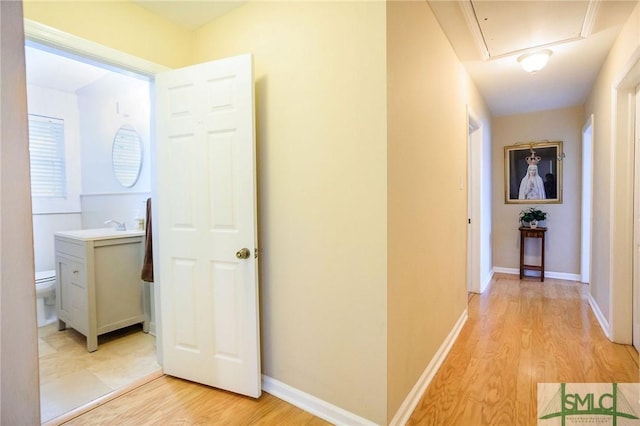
left=25, top=41, right=161, bottom=423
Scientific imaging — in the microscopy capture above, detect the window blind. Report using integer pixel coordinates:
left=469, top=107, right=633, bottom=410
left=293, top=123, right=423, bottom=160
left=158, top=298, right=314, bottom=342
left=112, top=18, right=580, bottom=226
left=28, top=114, right=66, bottom=198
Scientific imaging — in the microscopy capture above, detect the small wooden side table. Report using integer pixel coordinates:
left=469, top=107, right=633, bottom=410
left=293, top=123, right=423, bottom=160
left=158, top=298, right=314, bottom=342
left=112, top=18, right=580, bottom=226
left=519, top=226, right=546, bottom=282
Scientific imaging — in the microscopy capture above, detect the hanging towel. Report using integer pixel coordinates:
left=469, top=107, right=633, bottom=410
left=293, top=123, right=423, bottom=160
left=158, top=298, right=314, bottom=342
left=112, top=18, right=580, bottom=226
left=141, top=198, right=154, bottom=282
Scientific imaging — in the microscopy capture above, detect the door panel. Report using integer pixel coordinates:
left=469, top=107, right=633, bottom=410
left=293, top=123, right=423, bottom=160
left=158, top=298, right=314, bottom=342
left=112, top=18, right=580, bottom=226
left=156, top=54, right=260, bottom=397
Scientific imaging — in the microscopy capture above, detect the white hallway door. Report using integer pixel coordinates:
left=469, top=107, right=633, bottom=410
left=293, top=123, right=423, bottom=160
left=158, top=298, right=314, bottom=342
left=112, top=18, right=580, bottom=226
left=155, top=54, right=261, bottom=397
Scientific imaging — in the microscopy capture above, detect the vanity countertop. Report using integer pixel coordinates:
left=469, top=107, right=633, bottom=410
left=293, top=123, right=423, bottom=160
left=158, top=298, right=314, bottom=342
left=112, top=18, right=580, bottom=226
left=55, top=228, right=145, bottom=241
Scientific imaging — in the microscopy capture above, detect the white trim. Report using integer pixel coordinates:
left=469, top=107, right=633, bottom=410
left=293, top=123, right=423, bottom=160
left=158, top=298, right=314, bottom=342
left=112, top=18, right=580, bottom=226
left=607, top=46, right=640, bottom=344
left=581, top=115, right=594, bottom=284
left=23, top=19, right=170, bottom=76
left=471, top=269, right=494, bottom=294
left=458, top=1, right=490, bottom=60
left=261, top=376, right=377, bottom=426
left=480, top=269, right=494, bottom=293
left=634, top=85, right=640, bottom=350
left=42, top=370, right=164, bottom=426
left=588, top=291, right=611, bottom=340
left=80, top=191, right=151, bottom=198
left=492, top=267, right=581, bottom=282
left=613, top=46, right=640, bottom=90
left=580, top=0, right=600, bottom=38
left=467, top=107, right=483, bottom=294
left=492, top=267, right=518, bottom=275
left=32, top=211, right=82, bottom=216
left=538, top=271, right=581, bottom=281
left=389, top=309, right=468, bottom=426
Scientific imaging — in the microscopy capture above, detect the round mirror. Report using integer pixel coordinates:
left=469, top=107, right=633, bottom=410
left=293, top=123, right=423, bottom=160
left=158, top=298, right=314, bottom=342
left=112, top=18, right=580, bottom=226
left=112, top=125, right=142, bottom=188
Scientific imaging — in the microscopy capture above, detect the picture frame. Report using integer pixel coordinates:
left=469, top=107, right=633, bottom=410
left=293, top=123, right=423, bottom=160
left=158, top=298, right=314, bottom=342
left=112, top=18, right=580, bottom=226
left=504, top=141, right=563, bottom=204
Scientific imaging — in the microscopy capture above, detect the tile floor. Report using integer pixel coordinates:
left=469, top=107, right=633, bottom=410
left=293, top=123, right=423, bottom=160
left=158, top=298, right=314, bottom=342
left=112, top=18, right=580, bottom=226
left=38, top=323, right=161, bottom=424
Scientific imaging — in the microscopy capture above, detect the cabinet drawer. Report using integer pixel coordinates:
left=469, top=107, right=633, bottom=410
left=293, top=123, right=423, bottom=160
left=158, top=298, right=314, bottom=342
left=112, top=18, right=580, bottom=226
left=69, top=261, right=86, bottom=288
left=55, top=239, right=85, bottom=259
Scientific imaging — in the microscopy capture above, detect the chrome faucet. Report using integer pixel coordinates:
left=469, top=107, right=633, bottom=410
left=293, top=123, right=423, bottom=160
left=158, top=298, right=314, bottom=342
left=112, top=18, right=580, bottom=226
left=104, top=220, right=126, bottom=231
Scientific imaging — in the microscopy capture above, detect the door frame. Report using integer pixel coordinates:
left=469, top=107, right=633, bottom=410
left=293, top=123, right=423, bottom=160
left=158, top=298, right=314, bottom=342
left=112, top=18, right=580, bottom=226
left=24, top=16, right=169, bottom=405
left=581, top=114, right=594, bottom=284
left=609, top=46, right=640, bottom=343
left=467, top=108, right=482, bottom=293
left=633, top=85, right=640, bottom=351
left=24, top=20, right=169, bottom=77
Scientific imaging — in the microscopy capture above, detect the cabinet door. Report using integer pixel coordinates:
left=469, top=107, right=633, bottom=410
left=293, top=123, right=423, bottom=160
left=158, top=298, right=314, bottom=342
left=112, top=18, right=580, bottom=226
left=56, top=256, right=74, bottom=321
left=94, top=240, right=144, bottom=330
left=68, top=260, right=87, bottom=334
left=56, top=256, right=87, bottom=334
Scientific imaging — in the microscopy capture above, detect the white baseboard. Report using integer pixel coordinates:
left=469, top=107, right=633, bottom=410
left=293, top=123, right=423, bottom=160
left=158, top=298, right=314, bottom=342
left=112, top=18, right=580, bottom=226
left=261, top=375, right=377, bottom=426
left=492, top=267, right=581, bottom=282
left=148, top=320, right=156, bottom=336
left=480, top=270, right=494, bottom=293
left=588, top=291, right=611, bottom=340
left=492, top=267, right=517, bottom=275
left=389, top=309, right=468, bottom=426
left=263, top=309, right=468, bottom=426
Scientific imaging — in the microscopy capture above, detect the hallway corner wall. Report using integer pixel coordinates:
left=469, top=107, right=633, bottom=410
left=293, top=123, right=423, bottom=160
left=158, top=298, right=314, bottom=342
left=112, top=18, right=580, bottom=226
left=386, top=1, right=471, bottom=421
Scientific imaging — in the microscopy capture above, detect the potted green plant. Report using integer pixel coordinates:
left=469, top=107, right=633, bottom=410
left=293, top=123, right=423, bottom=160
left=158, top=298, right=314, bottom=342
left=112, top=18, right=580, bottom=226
left=519, top=206, right=548, bottom=228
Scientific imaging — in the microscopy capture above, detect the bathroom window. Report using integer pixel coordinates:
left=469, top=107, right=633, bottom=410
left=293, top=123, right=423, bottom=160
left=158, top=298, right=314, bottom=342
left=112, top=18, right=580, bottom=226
left=28, top=114, right=67, bottom=198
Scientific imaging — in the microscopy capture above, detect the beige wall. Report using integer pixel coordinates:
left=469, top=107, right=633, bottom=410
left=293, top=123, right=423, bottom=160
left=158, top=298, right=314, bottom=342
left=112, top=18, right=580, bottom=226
left=584, top=1, right=640, bottom=340
left=0, top=1, right=41, bottom=423
left=386, top=1, right=473, bottom=420
left=194, top=3, right=389, bottom=423
left=24, top=0, right=192, bottom=68
left=492, top=107, right=583, bottom=275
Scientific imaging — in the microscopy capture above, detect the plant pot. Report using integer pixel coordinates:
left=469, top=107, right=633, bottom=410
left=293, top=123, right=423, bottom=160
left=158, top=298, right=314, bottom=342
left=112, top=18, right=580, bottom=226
left=530, top=220, right=538, bottom=229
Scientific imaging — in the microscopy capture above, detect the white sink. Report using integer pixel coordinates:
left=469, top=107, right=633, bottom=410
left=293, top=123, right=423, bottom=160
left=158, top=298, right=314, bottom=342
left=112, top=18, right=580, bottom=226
left=55, top=228, right=145, bottom=241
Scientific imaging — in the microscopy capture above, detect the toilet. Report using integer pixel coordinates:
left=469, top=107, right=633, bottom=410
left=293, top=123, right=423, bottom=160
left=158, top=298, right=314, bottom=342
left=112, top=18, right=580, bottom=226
left=35, top=270, right=57, bottom=327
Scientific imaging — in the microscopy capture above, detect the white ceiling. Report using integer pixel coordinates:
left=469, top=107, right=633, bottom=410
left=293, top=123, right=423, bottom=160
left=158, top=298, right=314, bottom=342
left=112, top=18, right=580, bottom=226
left=428, top=0, right=638, bottom=116
left=25, top=45, right=110, bottom=92
left=132, top=1, right=247, bottom=30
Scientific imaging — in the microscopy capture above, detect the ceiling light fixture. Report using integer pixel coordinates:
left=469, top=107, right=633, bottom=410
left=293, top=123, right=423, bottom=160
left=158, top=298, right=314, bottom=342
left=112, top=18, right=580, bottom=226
left=517, top=50, right=553, bottom=73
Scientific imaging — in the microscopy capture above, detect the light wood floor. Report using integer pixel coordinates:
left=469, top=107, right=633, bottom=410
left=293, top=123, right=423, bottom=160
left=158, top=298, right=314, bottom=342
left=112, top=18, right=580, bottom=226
left=62, top=375, right=330, bottom=425
left=408, top=273, right=639, bottom=425
left=61, top=274, right=639, bottom=425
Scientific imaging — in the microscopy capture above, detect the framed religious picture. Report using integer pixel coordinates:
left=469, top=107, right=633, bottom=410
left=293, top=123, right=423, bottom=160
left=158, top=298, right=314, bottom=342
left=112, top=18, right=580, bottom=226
left=504, top=141, right=563, bottom=204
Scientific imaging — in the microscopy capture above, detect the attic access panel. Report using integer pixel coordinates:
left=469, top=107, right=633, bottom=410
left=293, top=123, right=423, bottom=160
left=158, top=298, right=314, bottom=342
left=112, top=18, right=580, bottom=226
left=471, top=0, right=590, bottom=57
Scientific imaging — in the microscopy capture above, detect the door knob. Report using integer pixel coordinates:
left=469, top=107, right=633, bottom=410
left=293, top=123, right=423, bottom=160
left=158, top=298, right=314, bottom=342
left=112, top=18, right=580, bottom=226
left=236, top=248, right=251, bottom=260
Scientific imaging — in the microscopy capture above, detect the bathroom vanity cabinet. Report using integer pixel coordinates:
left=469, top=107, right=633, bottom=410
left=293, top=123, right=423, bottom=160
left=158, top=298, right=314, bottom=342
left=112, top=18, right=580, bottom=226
left=54, top=229, right=147, bottom=352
